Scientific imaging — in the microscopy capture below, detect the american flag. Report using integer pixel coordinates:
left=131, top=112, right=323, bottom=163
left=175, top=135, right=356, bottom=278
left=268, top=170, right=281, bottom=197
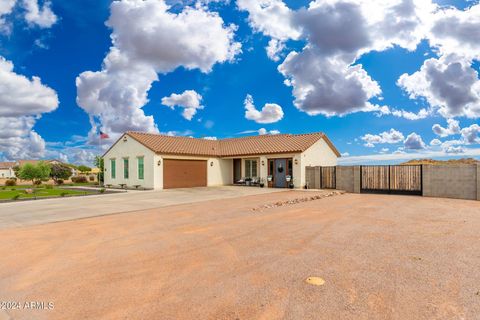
left=99, top=130, right=109, bottom=139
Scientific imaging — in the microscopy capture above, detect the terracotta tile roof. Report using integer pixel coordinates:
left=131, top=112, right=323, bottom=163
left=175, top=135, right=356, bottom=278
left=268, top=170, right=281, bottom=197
left=0, top=161, right=16, bottom=169
left=125, top=131, right=340, bottom=157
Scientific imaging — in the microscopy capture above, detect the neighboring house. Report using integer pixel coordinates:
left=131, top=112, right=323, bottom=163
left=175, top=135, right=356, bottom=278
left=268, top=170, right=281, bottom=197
left=0, top=159, right=70, bottom=179
left=0, top=162, right=16, bottom=178
left=103, top=131, right=340, bottom=190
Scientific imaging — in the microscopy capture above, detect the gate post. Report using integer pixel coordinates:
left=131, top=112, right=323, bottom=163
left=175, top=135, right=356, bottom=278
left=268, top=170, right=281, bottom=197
left=354, top=166, right=361, bottom=193
left=477, top=164, right=480, bottom=201
left=315, top=166, right=321, bottom=189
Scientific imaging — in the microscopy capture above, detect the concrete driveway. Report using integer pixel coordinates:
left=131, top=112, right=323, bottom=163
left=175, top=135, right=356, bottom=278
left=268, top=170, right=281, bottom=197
left=0, top=186, right=284, bottom=230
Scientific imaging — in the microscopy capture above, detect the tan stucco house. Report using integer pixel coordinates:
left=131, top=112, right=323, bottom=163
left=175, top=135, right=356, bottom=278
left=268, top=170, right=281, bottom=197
left=0, top=162, right=16, bottom=178
left=103, top=131, right=340, bottom=190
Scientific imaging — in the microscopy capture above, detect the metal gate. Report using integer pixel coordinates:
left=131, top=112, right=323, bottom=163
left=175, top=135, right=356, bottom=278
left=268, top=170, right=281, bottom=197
left=361, top=165, right=422, bottom=195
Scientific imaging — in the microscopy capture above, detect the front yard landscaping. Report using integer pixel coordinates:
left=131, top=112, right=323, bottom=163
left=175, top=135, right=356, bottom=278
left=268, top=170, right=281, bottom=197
left=0, top=184, right=99, bottom=201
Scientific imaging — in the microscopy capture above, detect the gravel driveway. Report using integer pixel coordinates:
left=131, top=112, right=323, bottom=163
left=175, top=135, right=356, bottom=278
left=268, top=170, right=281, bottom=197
left=1, top=192, right=479, bottom=319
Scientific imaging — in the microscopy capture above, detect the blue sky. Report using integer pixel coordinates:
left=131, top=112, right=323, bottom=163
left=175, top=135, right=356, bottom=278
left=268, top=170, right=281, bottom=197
left=1, top=0, right=480, bottom=165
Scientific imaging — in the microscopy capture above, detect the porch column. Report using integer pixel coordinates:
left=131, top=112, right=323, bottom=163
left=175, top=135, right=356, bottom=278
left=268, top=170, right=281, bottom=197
left=259, top=156, right=268, bottom=187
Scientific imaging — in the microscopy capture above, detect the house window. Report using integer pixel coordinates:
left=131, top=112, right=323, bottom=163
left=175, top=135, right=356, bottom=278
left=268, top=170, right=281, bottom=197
left=137, top=157, right=144, bottom=180
left=124, top=158, right=129, bottom=179
left=111, top=159, right=116, bottom=179
left=245, top=159, right=258, bottom=178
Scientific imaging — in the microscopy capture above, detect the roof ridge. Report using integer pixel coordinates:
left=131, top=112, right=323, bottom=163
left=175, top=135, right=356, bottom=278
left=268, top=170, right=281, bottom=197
left=127, top=131, right=324, bottom=142
left=118, top=130, right=339, bottom=158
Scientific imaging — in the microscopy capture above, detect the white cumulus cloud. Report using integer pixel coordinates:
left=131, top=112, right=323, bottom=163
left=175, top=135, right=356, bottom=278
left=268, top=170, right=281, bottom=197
left=404, top=132, right=426, bottom=150
left=432, top=118, right=461, bottom=137
left=76, top=0, right=241, bottom=143
left=0, top=57, right=58, bottom=160
left=360, top=128, right=405, bottom=147
left=162, top=90, right=204, bottom=121
left=244, top=94, right=284, bottom=124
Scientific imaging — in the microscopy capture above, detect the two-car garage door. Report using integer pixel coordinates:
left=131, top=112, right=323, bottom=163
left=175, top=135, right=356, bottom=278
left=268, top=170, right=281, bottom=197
left=163, top=159, right=207, bottom=189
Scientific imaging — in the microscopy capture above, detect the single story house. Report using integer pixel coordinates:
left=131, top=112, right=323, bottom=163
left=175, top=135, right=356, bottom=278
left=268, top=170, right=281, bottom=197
left=0, top=159, right=68, bottom=179
left=0, top=162, right=16, bottom=178
left=103, top=131, right=340, bottom=190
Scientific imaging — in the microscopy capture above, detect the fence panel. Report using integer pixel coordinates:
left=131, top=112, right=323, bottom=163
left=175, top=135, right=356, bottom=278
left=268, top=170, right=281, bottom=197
left=305, top=167, right=318, bottom=189
left=361, top=166, right=389, bottom=191
left=361, top=165, right=422, bottom=195
left=321, top=166, right=336, bottom=189
left=390, top=165, right=422, bottom=192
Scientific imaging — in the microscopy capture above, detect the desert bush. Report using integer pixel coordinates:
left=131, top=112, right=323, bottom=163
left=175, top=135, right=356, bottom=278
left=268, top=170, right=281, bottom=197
left=99, top=188, right=106, bottom=194
left=71, top=176, right=88, bottom=183
left=33, top=180, right=42, bottom=186
left=56, top=179, right=64, bottom=185
left=89, top=175, right=95, bottom=182
left=5, top=179, right=16, bottom=186
left=12, top=194, right=20, bottom=200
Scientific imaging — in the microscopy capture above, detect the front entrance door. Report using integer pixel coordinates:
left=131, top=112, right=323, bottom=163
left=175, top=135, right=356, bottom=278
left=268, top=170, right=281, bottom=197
left=233, top=159, right=241, bottom=183
left=274, top=159, right=287, bottom=188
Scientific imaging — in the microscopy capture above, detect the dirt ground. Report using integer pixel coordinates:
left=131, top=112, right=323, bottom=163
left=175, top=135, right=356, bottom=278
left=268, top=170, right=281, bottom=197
left=1, top=191, right=480, bottom=320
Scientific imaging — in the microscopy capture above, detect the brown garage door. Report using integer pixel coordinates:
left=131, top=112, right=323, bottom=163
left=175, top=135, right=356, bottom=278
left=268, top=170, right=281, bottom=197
left=163, top=159, right=207, bottom=189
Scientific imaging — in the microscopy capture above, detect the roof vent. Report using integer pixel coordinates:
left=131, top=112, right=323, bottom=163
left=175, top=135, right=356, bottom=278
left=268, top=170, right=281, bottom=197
left=123, top=136, right=128, bottom=142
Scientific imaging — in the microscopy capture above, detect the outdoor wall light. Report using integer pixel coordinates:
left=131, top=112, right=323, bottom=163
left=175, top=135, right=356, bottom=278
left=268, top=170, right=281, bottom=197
left=210, top=161, right=214, bottom=166
left=261, top=160, right=265, bottom=166
left=157, top=160, right=161, bottom=166
left=294, top=159, right=298, bottom=165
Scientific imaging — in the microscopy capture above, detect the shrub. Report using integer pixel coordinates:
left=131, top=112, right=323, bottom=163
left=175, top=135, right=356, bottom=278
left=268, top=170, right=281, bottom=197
left=5, top=179, right=16, bottom=187
left=60, top=192, right=67, bottom=197
left=99, top=188, right=106, bottom=194
left=71, top=176, right=88, bottom=183
left=45, top=184, right=53, bottom=189
left=89, top=175, right=95, bottom=182
left=56, top=179, right=64, bottom=185
left=33, top=180, right=42, bottom=186
left=12, top=194, right=20, bottom=200
left=50, top=163, right=72, bottom=184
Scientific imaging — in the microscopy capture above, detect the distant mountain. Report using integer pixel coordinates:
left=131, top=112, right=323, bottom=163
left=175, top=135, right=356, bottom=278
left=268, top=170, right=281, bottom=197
left=402, top=158, right=480, bottom=165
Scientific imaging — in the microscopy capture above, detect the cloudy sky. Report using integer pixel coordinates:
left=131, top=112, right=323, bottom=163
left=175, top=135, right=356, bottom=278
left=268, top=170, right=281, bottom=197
left=1, top=0, right=480, bottom=165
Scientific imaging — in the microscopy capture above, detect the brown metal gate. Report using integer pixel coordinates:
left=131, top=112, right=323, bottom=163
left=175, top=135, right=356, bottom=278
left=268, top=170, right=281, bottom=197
left=361, top=165, right=422, bottom=195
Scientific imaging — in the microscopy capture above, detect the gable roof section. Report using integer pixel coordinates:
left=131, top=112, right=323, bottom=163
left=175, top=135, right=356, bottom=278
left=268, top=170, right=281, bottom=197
left=123, top=131, right=340, bottom=158
left=0, top=161, right=16, bottom=169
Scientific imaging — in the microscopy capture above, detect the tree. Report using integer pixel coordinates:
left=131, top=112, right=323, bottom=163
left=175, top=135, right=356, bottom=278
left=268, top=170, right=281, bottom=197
left=94, top=156, right=104, bottom=184
left=77, top=165, right=91, bottom=173
left=17, top=162, right=51, bottom=185
left=12, top=165, right=20, bottom=177
left=50, top=163, right=73, bottom=184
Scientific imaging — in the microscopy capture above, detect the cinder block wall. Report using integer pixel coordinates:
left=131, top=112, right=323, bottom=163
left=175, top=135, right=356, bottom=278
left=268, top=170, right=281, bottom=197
left=336, top=166, right=355, bottom=193
left=422, top=165, right=478, bottom=200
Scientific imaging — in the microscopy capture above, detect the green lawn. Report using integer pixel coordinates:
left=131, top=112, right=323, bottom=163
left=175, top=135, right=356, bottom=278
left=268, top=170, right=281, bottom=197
left=0, top=187, right=95, bottom=200
left=2, top=183, right=97, bottom=190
